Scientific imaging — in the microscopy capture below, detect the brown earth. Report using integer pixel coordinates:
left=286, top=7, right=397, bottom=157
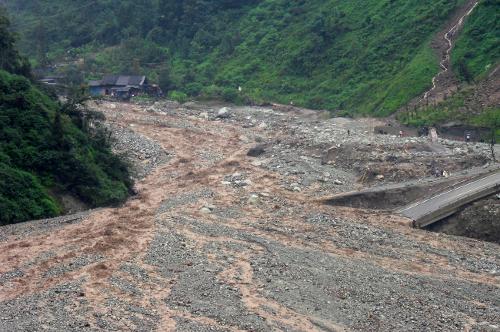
left=0, top=101, right=499, bottom=331
left=404, top=0, right=499, bottom=111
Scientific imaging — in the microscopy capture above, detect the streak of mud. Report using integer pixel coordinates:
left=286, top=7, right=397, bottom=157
left=219, top=252, right=348, bottom=332
left=1, top=101, right=498, bottom=331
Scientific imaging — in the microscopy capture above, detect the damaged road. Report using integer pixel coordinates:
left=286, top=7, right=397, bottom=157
left=0, top=101, right=499, bottom=331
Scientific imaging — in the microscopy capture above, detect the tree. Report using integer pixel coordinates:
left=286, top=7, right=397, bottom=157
left=457, top=59, right=473, bottom=83
left=474, top=108, right=500, bottom=161
left=0, top=9, right=31, bottom=76
left=61, top=86, right=104, bottom=132
left=158, top=67, right=175, bottom=93
left=34, top=22, right=49, bottom=67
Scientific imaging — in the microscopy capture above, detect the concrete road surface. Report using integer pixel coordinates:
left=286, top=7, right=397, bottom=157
left=399, top=169, right=500, bottom=227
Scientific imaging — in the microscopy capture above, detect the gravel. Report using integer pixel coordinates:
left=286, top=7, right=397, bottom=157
left=0, top=280, right=92, bottom=331
left=252, top=242, right=500, bottom=331
left=0, top=211, right=93, bottom=243
left=107, top=125, right=171, bottom=179
left=1, top=100, right=498, bottom=331
left=43, top=254, right=104, bottom=278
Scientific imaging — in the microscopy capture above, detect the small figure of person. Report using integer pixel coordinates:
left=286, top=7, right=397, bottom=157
left=434, top=168, right=441, bottom=177
left=399, top=130, right=404, bottom=138
left=465, top=133, right=471, bottom=143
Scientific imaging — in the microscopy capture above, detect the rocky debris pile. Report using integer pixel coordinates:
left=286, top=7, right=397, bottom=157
left=151, top=100, right=494, bottom=194
left=321, top=141, right=491, bottom=183
left=190, top=102, right=493, bottom=186
left=1, top=100, right=499, bottom=331
left=106, top=125, right=171, bottom=179
left=0, top=211, right=93, bottom=243
left=145, top=100, right=180, bottom=113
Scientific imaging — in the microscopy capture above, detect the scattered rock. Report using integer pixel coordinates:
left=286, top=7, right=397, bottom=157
left=217, top=107, right=231, bottom=119
left=242, top=179, right=253, bottom=186
left=248, top=194, right=260, bottom=205
left=200, top=205, right=215, bottom=214
left=247, top=145, right=266, bottom=157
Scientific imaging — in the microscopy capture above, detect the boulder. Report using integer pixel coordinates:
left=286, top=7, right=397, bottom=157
left=247, top=145, right=266, bottom=157
left=248, top=194, right=260, bottom=205
left=200, top=207, right=212, bottom=214
left=217, top=107, right=231, bottom=119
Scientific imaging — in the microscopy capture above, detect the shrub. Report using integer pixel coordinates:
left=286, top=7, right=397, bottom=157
left=168, top=90, right=188, bottom=103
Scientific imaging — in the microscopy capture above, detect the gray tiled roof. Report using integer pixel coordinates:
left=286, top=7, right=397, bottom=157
left=97, top=75, right=146, bottom=86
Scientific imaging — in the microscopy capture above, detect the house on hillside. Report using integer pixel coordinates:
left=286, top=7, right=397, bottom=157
left=88, top=75, right=161, bottom=99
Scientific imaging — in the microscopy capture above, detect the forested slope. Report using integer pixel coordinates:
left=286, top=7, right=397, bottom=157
left=452, top=0, right=499, bottom=82
left=3, top=0, right=498, bottom=115
left=0, top=11, right=133, bottom=224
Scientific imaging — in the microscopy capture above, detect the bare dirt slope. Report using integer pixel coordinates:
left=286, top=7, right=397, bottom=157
left=0, top=101, right=499, bottom=331
left=420, top=0, right=480, bottom=103
left=406, top=0, right=500, bottom=111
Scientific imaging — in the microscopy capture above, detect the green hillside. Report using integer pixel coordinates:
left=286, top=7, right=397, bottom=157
left=5, top=0, right=480, bottom=115
left=452, top=0, right=500, bottom=82
left=0, top=11, right=132, bottom=224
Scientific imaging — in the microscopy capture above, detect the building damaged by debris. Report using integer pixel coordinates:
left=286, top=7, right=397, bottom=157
left=89, top=75, right=162, bottom=99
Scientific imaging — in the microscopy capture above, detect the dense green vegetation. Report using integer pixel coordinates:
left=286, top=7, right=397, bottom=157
left=5, top=0, right=487, bottom=115
left=0, top=11, right=133, bottom=225
left=0, top=8, right=30, bottom=76
left=452, top=0, right=499, bottom=82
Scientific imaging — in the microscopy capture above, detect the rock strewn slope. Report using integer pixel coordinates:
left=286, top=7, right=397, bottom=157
left=0, top=101, right=499, bottom=331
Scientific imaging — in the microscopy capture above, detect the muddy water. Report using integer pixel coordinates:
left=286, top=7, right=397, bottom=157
left=0, top=101, right=499, bottom=331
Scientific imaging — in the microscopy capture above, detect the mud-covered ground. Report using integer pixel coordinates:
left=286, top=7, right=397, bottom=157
left=0, top=101, right=499, bottom=331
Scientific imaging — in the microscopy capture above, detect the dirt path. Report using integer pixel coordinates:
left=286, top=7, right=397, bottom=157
left=0, top=101, right=498, bottom=331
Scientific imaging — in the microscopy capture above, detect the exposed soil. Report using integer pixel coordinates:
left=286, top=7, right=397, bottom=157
left=0, top=101, right=499, bottom=331
left=420, top=0, right=480, bottom=104
left=428, top=195, right=500, bottom=244
left=404, top=0, right=500, bottom=111
left=323, top=176, right=469, bottom=211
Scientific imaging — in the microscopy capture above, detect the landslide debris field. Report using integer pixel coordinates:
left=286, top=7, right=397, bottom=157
left=1, top=101, right=499, bottom=331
